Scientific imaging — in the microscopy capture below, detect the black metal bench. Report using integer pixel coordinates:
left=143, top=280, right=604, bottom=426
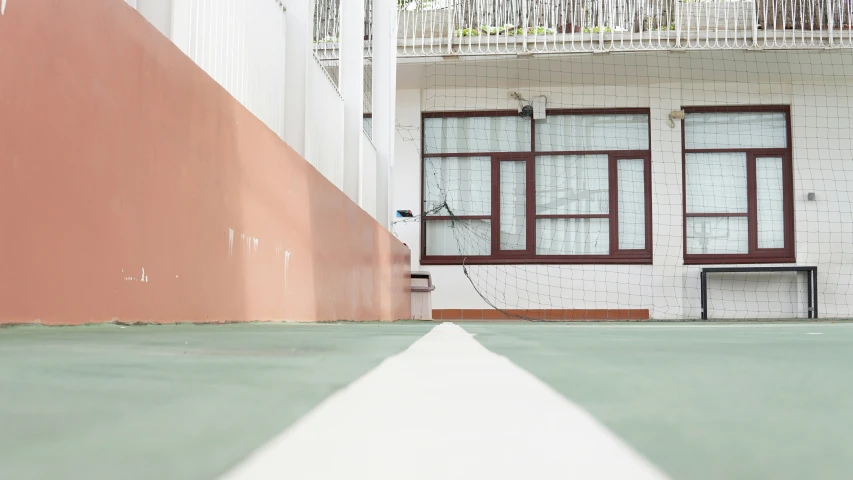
left=700, top=266, right=818, bottom=320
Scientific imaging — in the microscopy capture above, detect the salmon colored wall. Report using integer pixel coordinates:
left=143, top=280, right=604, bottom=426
left=0, top=0, right=411, bottom=325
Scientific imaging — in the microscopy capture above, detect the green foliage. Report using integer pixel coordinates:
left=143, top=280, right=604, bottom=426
left=397, top=0, right=433, bottom=10
left=457, top=25, right=556, bottom=37
left=643, top=15, right=677, bottom=31
left=456, top=27, right=480, bottom=37
left=527, top=26, right=555, bottom=35
left=652, top=23, right=677, bottom=31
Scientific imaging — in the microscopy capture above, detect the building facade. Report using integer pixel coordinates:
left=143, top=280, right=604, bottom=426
left=391, top=0, right=853, bottom=319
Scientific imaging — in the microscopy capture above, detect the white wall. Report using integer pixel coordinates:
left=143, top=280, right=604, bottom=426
left=340, top=0, right=366, bottom=204
left=169, top=0, right=288, bottom=140
left=392, top=89, right=423, bottom=258
left=371, top=0, right=399, bottom=228
left=361, top=133, right=379, bottom=218
left=280, top=0, right=310, bottom=158
left=394, top=49, right=853, bottom=319
left=305, top=58, right=346, bottom=189
left=129, top=0, right=398, bottom=227
left=135, top=0, right=171, bottom=38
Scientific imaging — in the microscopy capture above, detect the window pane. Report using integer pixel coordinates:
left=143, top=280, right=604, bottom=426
left=617, top=159, right=646, bottom=250
left=425, top=219, right=491, bottom=256
left=535, top=155, right=609, bottom=215
left=363, top=117, right=372, bottom=138
left=424, top=157, right=491, bottom=216
left=424, top=116, right=531, bottom=154
left=685, top=112, right=787, bottom=149
left=500, top=162, right=526, bottom=251
left=757, top=157, right=785, bottom=249
left=536, top=218, right=609, bottom=255
left=535, top=114, right=649, bottom=151
left=685, top=153, right=747, bottom=214
left=686, top=217, right=748, bottom=254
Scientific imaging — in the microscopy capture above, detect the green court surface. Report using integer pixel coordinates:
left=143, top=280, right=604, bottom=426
left=2, top=322, right=852, bottom=479
left=0, top=323, right=431, bottom=480
left=467, top=323, right=853, bottom=480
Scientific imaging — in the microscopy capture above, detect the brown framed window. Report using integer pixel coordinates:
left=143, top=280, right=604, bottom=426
left=421, top=109, right=653, bottom=265
left=682, top=106, right=795, bottom=265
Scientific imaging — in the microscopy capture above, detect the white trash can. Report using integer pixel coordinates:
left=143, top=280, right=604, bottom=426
left=410, top=272, right=435, bottom=320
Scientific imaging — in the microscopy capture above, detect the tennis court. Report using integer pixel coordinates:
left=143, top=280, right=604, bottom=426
left=2, top=321, right=851, bottom=479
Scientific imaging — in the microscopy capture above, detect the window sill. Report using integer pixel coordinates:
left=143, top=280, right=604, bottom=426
left=420, top=255, right=653, bottom=266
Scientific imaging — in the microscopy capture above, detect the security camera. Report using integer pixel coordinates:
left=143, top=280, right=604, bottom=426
left=519, top=105, right=534, bottom=118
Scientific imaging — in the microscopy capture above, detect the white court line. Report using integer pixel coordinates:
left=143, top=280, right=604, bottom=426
left=222, top=323, right=669, bottom=480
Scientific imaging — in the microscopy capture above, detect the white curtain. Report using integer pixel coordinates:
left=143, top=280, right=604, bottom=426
left=500, top=161, right=526, bottom=251
left=424, top=156, right=491, bottom=216
left=685, top=112, right=787, bottom=150
left=535, top=114, right=649, bottom=152
left=617, top=159, right=645, bottom=250
left=536, top=218, right=609, bottom=255
left=426, top=219, right=491, bottom=256
left=423, top=117, right=531, bottom=154
left=685, top=152, right=749, bottom=253
left=535, top=155, right=609, bottom=215
left=757, top=157, right=785, bottom=249
left=685, top=153, right=748, bottom=214
left=686, top=217, right=749, bottom=254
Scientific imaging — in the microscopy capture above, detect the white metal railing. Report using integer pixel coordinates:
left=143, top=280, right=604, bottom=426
left=390, top=0, right=853, bottom=56
left=180, top=0, right=288, bottom=139
left=306, top=58, right=345, bottom=189
left=314, top=0, right=377, bottom=88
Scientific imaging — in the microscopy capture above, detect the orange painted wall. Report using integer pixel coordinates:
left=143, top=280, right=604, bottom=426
left=0, top=0, right=411, bottom=325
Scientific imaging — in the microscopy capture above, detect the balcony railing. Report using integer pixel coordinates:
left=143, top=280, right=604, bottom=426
left=313, top=0, right=378, bottom=88
left=391, top=0, right=853, bottom=56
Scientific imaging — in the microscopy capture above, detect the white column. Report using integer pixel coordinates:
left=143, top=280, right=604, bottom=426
left=340, top=0, right=366, bottom=203
left=277, top=0, right=313, bottom=157
left=650, top=82, right=687, bottom=320
left=169, top=0, right=191, bottom=55
left=372, top=0, right=398, bottom=228
left=136, top=0, right=173, bottom=39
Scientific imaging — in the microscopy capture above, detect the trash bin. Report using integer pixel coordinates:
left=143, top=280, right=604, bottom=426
left=410, top=271, right=435, bottom=320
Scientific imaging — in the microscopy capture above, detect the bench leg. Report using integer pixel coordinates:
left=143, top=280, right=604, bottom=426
left=807, top=270, right=813, bottom=319
left=701, top=271, right=707, bottom=320
left=813, top=268, right=819, bottom=319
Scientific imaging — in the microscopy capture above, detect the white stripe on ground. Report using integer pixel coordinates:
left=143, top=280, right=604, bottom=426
left=221, top=323, right=669, bottom=480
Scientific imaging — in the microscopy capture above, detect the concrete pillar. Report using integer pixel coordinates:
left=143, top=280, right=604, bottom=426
left=267, top=0, right=312, bottom=157
left=136, top=0, right=173, bottom=39
left=169, top=0, right=191, bottom=55
left=340, top=0, right=366, bottom=204
left=372, top=0, right=398, bottom=229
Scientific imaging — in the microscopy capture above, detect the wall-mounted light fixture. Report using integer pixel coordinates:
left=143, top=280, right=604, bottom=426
left=668, top=110, right=685, bottom=129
